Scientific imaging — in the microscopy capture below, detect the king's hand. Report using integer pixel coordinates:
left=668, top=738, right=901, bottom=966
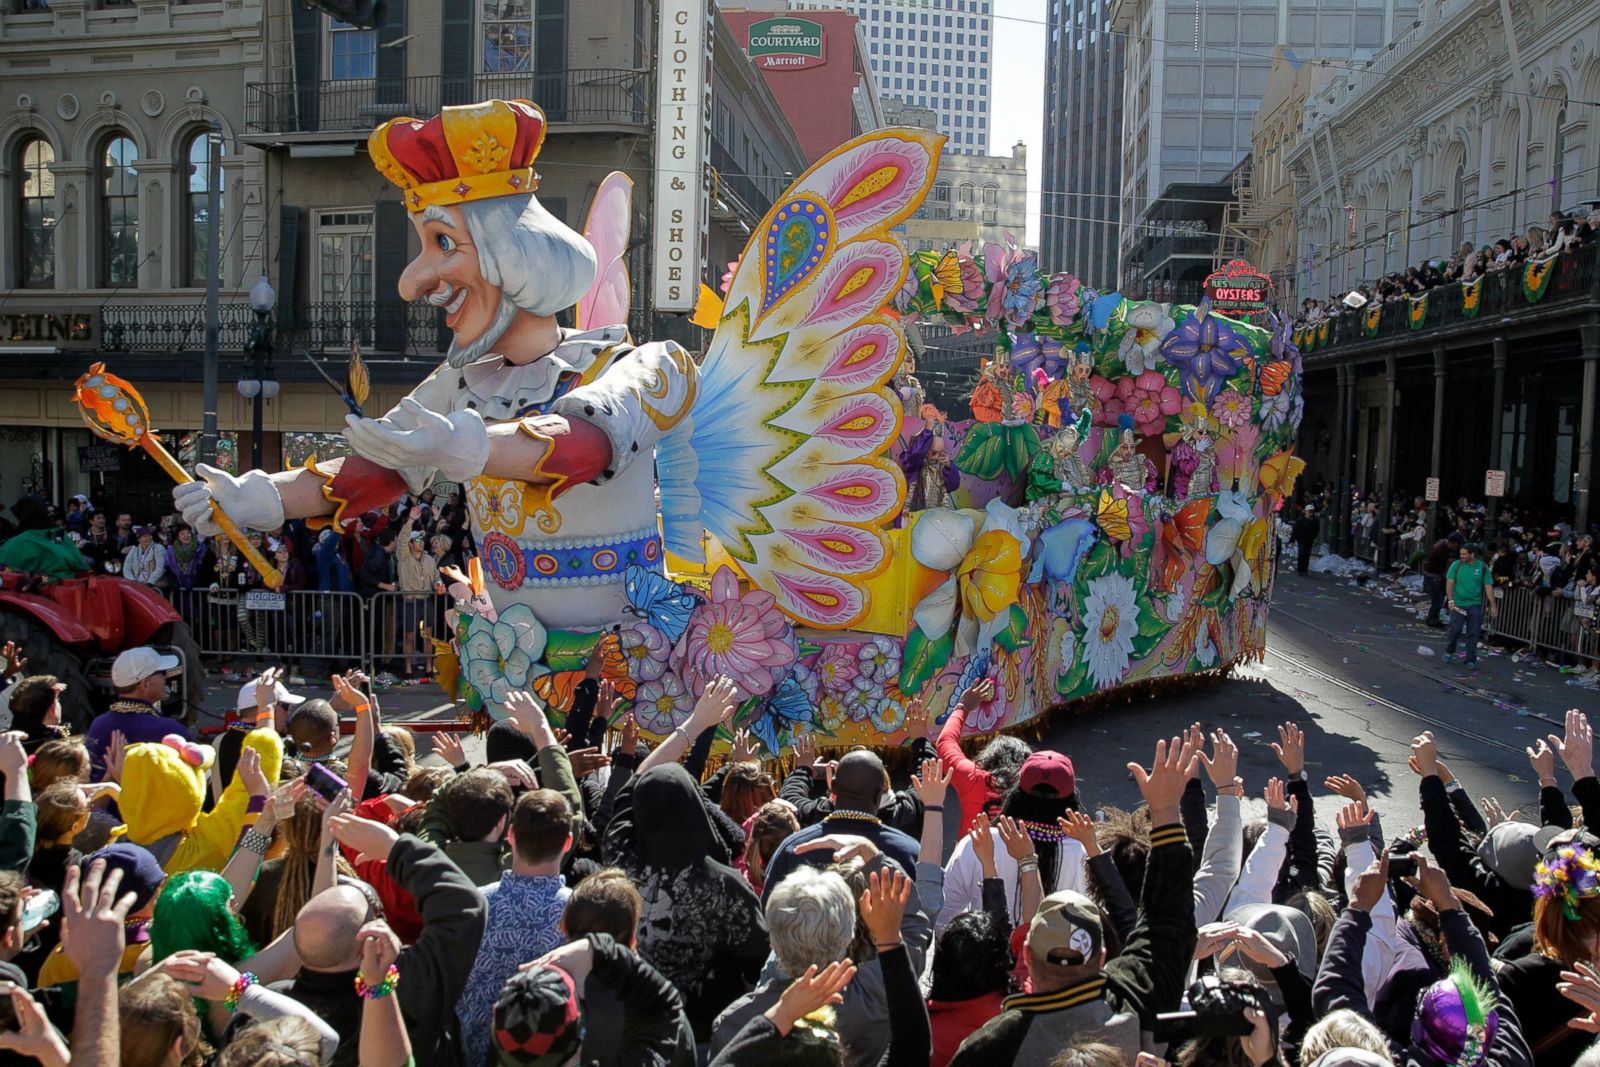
left=173, top=465, right=286, bottom=538
left=344, top=397, right=490, bottom=483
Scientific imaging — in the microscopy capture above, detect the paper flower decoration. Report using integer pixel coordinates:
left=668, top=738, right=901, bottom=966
left=674, top=566, right=796, bottom=698
left=1082, top=573, right=1140, bottom=689
left=1161, top=299, right=1248, bottom=402
left=462, top=603, right=549, bottom=711
left=1117, top=302, right=1174, bottom=375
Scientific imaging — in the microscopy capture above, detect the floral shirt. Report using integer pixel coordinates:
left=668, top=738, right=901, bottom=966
left=456, top=873, right=570, bottom=1067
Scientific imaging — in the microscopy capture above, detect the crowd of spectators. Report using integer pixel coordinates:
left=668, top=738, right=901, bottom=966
left=1294, top=207, right=1600, bottom=327
left=0, top=631, right=1594, bottom=1065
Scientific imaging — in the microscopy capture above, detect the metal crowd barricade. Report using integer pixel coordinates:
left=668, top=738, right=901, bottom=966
left=170, top=587, right=370, bottom=670
left=1490, top=585, right=1600, bottom=662
left=367, top=590, right=452, bottom=678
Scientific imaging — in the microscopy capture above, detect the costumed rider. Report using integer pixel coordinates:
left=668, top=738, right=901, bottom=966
left=171, top=100, right=696, bottom=629
left=1025, top=409, right=1095, bottom=510
left=1101, top=414, right=1158, bottom=494
left=1169, top=403, right=1220, bottom=501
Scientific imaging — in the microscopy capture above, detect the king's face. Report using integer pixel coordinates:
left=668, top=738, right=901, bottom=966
left=401, top=205, right=502, bottom=350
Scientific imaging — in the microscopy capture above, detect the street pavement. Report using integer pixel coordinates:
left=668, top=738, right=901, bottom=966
left=195, top=570, right=1590, bottom=836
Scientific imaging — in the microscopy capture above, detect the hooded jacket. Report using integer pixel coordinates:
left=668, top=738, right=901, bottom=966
left=602, top=763, right=769, bottom=1040
left=119, top=728, right=283, bottom=874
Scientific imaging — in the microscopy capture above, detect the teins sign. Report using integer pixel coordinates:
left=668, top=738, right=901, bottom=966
left=1203, top=260, right=1272, bottom=316
left=745, top=17, right=826, bottom=69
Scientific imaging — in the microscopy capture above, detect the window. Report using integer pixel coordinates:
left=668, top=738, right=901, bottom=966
left=183, top=131, right=223, bottom=288
left=17, top=138, right=53, bottom=288
left=316, top=209, right=375, bottom=312
left=327, top=18, right=377, bottom=80
left=982, top=183, right=998, bottom=205
left=100, top=135, right=138, bottom=287
left=481, top=0, right=532, bottom=71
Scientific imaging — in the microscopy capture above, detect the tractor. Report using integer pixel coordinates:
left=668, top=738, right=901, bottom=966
left=0, top=570, right=204, bottom=731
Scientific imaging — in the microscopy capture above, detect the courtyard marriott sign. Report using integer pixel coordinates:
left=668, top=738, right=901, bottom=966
left=746, top=17, right=826, bottom=69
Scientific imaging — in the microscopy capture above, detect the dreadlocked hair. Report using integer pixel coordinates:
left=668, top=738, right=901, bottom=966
left=1084, top=806, right=1150, bottom=912
left=271, top=791, right=355, bottom=941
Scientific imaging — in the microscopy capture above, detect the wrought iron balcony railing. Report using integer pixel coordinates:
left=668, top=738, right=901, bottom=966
left=1300, top=242, right=1600, bottom=357
left=100, top=301, right=447, bottom=358
left=245, top=69, right=650, bottom=136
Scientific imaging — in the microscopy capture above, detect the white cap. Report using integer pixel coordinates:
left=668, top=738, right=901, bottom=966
left=236, top=678, right=306, bottom=711
left=111, top=647, right=181, bottom=688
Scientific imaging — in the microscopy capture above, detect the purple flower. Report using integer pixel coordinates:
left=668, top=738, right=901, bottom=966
left=1160, top=298, right=1248, bottom=402
left=1009, top=333, right=1064, bottom=380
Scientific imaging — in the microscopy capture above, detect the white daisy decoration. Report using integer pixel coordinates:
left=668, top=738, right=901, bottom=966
left=1082, top=573, right=1141, bottom=689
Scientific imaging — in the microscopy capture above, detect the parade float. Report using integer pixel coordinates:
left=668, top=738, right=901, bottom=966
left=91, top=99, right=1303, bottom=753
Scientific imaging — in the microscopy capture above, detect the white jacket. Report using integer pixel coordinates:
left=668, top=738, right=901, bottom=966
left=935, top=829, right=1087, bottom=931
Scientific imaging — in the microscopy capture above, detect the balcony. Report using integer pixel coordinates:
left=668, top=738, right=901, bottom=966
left=1301, top=243, right=1600, bottom=358
left=710, top=138, right=777, bottom=223
left=100, top=301, right=447, bottom=364
left=1140, top=233, right=1217, bottom=270
left=245, top=69, right=650, bottom=138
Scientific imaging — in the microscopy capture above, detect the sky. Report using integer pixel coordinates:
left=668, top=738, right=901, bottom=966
left=989, top=0, right=1046, bottom=246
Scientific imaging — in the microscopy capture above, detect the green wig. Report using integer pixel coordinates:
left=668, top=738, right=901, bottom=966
left=149, top=869, right=257, bottom=965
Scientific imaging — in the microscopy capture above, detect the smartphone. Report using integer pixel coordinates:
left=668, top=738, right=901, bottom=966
left=20, top=890, right=57, bottom=932
left=304, top=762, right=347, bottom=804
left=1388, top=855, right=1418, bottom=879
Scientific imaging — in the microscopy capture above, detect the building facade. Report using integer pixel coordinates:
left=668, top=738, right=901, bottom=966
left=721, top=7, right=883, bottom=164
left=786, top=0, right=993, bottom=155
left=1039, top=0, right=1123, bottom=288
left=878, top=99, right=1027, bottom=251
left=1281, top=0, right=1600, bottom=538
left=1111, top=0, right=1416, bottom=294
left=0, top=0, right=805, bottom=513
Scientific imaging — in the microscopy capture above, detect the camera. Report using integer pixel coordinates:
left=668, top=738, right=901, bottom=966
left=1388, top=855, right=1418, bottom=879
left=1152, top=974, right=1260, bottom=1044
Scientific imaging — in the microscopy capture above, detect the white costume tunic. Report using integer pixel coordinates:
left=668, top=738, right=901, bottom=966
left=383, top=324, right=696, bottom=629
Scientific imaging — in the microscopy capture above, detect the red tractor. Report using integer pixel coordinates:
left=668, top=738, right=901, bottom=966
left=0, top=571, right=204, bottom=730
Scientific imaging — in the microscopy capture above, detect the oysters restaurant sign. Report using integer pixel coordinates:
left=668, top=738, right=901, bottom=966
left=745, top=17, right=826, bottom=69
left=1203, top=260, right=1273, bottom=319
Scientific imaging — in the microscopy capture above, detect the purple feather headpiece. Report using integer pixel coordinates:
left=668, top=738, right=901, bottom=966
left=1533, top=841, right=1600, bottom=920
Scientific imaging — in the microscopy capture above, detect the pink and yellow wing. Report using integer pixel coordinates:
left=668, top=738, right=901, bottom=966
left=575, top=171, right=634, bottom=332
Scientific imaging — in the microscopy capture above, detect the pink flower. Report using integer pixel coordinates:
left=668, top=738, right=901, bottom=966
left=1211, top=388, right=1252, bottom=430
left=815, top=644, right=860, bottom=696
left=1089, top=374, right=1124, bottom=427
left=1114, top=371, right=1183, bottom=436
left=674, top=566, right=796, bottom=698
left=1045, top=273, right=1084, bottom=326
left=944, top=255, right=987, bottom=314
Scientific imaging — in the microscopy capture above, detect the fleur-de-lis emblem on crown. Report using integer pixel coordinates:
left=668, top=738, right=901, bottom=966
left=464, top=132, right=510, bottom=175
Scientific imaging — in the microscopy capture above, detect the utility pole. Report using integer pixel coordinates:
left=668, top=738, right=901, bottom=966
left=200, top=124, right=222, bottom=467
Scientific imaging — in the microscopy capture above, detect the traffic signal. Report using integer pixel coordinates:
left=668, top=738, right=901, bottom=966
left=302, top=0, right=387, bottom=30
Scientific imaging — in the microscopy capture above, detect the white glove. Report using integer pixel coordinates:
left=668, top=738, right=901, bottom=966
left=173, top=464, right=286, bottom=537
left=343, top=397, right=490, bottom=484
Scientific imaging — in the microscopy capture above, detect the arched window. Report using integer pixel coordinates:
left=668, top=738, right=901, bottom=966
left=1450, top=163, right=1466, bottom=250
left=17, top=138, right=54, bottom=288
left=184, top=131, right=223, bottom=287
left=100, top=134, right=139, bottom=287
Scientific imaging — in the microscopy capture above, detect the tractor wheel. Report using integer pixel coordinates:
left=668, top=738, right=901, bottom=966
left=150, top=619, right=206, bottom=726
left=0, top=610, right=96, bottom=733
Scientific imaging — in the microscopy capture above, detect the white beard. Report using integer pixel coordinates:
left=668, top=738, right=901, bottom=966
left=445, top=293, right=520, bottom=368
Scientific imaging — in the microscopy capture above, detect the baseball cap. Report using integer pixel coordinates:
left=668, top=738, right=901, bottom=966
left=85, top=843, right=167, bottom=913
left=235, top=677, right=306, bottom=712
left=1477, top=821, right=1562, bottom=890
left=493, top=965, right=585, bottom=1066
left=1019, top=750, right=1075, bottom=798
left=111, top=647, right=181, bottom=689
left=1026, top=890, right=1103, bottom=967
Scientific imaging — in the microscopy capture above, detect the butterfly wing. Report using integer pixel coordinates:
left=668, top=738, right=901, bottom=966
left=575, top=171, right=635, bottom=332
left=347, top=340, right=370, bottom=413
left=1096, top=490, right=1132, bottom=542
left=1258, top=360, right=1291, bottom=396
left=624, top=564, right=700, bottom=643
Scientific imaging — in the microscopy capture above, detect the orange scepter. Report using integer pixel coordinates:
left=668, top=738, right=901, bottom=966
left=73, top=362, right=283, bottom=589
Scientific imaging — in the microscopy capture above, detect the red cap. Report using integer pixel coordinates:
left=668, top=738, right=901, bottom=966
left=1020, top=750, right=1076, bottom=798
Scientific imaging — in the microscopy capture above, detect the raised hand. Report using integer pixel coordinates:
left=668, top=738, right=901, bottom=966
left=793, top=731, right=821, bottom=774
left=728, top=728, right=760, bottom=765
left=1558, top=961, right=1600, bottom=1033
left=433, top=732, right=468, bottom=769
left=1225, top=925, right=1291, bottom=968
left=958, top=678, right=995, bottom=709
left=1057, top=810, right=1102, bottom=857
left=1264, top=777, right=1299, bottom=818
left=502, top=690, right=551, bottom=738
left=859, top=867, right=912, bottom=947
left=0, top=732, right=27, bottom=781
left=1410, top=731, right=1439, bottom=778
left=1335, top=800, right=1373, bottom=835
left=1551, top=709, right=1596, bottom=780
left=1323, top=773, right=1367, bottom=805
left=765, top=960, right=857, bottom=1036
left=996, top=815, right=1037, bottom=861
left=911, top=757, right=952, bottom=807
left=967, top=813, right=997, bottom=876
left=1406, top=853, right=1458, bottom=912
left=329, top=812, right=401, bottom=867
left=1481, top=796, right=1510, bottom=829
left=60, top=860, right=135, bottom=975
left=105, top=730, right=128, bottom=784
left=793, top=834, right=881, bottom=866
left=236, top=745, right=270, bottom=799
left=1, top=640, right=27, bottom=679
left=1198, top=728, right=1240, bottom=788
left=1194, top=921, right=1242, bottom=960
left=619, top=712, right=640, bottom=757
left=1528, top=739, right=1558, bottom=783
left=1128, top=734, right=1200, bottom=825
left=1348, top=853, right=1390, bottom=913
left=691, top=675, right=738, bottom=730
left=596, top=679, right=620, bottom=722
left=567, top=747, right=611, bottom=779
left=358, top=920, right=402, bottom=987
left=901, top=698, right=932, bottom=741
left=0, top=984, right=69, bottom=1066
left=488, top=759, right=538, bottom=790
left=1271, top=722, right=1305, bottom=777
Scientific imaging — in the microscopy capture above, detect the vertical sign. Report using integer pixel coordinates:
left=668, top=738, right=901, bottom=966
left=1484, top=469, right=1506, bottom=498
left=653, top=0, right=713, bottom=313
left=1424, top=477, right=1439, bottom=502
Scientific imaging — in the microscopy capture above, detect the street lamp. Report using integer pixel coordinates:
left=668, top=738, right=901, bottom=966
left=240, top=275, right=278, bottom=470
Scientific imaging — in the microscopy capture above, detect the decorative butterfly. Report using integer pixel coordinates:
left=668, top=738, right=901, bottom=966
left=1170, top=497, right=1211, bottom=553
left=1257, top=360, right=1292, bottom=397
left=347, top=339, right=371, bottom=414
left=1258, top=450, right=1307, bottom=502
left=623, top=564, right=701, bottom=644
left=930, top=250, right=962, bottom=307
left=1095, top=489, right=1132, bottom=543
left=749, top=669, right=815, bottom=756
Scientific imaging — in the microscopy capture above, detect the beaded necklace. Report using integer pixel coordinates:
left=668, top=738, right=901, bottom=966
left=1019, top=818, right=1071, bottom=843
left=823, top=810, right=882, bottom=826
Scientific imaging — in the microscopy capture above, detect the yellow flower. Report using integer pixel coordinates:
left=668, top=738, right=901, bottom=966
left=958, top=528, right=1022, bottom=623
